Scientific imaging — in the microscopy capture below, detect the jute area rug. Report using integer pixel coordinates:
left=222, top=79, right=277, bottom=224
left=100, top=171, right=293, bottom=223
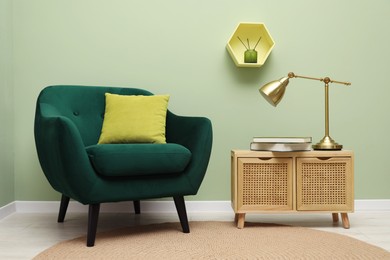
left=34, top=221, right=390, bottom=259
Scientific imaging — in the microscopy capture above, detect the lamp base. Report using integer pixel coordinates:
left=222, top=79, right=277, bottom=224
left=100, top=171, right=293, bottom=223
left=312, top=136, right=343, bottom=150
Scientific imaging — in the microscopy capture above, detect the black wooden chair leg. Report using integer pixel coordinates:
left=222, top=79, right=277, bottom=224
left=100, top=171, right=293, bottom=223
left=87, top=204, right=100, bottom=247
left=173, top=196, right=190, bottom=233
left=133, top=200, right=141, bottom=214
left=57, top=194, right=70, bottom=223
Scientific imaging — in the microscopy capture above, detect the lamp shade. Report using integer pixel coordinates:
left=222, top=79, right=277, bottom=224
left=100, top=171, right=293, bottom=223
left=259, top=77, right=289, bottom=106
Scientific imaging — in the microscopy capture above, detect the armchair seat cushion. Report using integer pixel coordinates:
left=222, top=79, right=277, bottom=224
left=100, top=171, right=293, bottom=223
left=86, top=143, right=191, bottom=177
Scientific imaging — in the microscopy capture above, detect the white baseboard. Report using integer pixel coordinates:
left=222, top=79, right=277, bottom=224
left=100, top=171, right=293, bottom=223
left=13, top=200, right=234, bottom=214
left=0, top=201, right=16, bottom=219
left=1, top=199, right=390, bottom=220
left=354, top=199, right=390, bottom=211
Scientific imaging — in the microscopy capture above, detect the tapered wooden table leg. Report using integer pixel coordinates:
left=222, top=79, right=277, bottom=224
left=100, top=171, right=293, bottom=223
left=332, top=213, right=339, bottom=223
left=236, top=213, right=245, bottom=229
left=341, top=213, right=350, bottom=229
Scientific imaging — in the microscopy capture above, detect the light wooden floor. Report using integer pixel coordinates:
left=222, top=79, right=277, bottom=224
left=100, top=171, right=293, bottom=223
left=1, top=211, right=389, bottom=259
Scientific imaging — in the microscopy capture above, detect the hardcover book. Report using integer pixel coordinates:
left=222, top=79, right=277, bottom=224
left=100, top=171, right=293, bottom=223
left=250, top=142, right=312, bottom=152
left=252, top=137, right=312, bottom=143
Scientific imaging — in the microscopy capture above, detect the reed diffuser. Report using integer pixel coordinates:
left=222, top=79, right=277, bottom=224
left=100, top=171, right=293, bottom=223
left=237, top=36, right=261, bottom=63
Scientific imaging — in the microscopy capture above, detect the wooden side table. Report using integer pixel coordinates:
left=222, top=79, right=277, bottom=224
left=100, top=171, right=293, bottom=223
left=231, top=150, right=354, bottom=229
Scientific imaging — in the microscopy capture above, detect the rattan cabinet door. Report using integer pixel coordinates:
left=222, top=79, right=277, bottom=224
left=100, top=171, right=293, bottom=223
left=237, top=157, right=293, bottom=211
left=296, top=157, right=353, bottom=211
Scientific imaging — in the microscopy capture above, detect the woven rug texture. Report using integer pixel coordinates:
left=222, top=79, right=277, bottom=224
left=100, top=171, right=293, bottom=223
left=34, top=221, right=390, bottom=259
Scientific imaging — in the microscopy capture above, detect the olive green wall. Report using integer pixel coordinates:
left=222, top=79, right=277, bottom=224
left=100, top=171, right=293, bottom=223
left=0, top=0, right=14, bottom=207
left=8, top=0, right=390, bottom=203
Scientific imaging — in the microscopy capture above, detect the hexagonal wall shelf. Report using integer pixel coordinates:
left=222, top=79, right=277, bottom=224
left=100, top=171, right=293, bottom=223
left=226, top=22, right=275, bottom=68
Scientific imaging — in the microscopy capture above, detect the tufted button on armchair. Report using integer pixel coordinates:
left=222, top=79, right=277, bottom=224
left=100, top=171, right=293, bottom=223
left=34, top=85, right=213, bottom=246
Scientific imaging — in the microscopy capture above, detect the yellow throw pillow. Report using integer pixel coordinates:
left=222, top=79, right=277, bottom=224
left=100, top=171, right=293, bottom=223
left=98, top=93, right=169, bottom=144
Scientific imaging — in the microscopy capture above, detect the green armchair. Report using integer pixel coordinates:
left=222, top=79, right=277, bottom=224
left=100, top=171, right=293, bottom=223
left=34, top=85, right=213, bottom=246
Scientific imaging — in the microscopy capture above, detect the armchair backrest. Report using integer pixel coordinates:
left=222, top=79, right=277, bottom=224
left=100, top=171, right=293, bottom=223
left=35, top=85, right=154, bottom=146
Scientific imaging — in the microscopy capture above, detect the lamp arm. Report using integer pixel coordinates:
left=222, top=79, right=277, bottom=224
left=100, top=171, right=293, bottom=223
left=288, top=72, right=351, bottom=86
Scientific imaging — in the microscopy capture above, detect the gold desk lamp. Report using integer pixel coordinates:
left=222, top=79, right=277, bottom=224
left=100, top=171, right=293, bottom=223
left=259, top=72, right=351, bottom=150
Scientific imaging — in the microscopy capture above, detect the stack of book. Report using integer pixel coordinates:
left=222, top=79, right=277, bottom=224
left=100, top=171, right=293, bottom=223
left=250, top=137, right=312, bottom=152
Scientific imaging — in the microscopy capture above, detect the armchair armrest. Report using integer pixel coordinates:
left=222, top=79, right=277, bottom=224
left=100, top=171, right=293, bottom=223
left=166, top=112, right=213, bottom=194
left=34, top=103, right=98, bottom=203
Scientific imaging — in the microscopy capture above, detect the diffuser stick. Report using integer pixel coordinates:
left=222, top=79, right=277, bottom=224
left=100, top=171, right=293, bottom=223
left=253, top=36, right=262, bottom=50
left=237, top=36, right=249, bottom=50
